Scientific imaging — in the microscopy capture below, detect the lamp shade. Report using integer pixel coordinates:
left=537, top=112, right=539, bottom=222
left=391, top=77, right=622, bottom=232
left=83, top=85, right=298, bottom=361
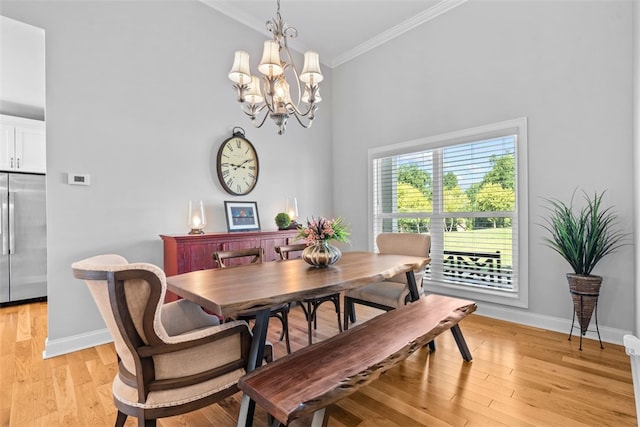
left=300, top=51, right=323, bottom=85
left=228, top=50, right=251, bottom=85
left=245, top=76, right=264, bottom=105
left=258, top=40, right=284, bottom=77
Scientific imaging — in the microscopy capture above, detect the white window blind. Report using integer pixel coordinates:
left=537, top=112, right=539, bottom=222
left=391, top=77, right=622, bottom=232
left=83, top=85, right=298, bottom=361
left=370, top=118, right=528, bottom=307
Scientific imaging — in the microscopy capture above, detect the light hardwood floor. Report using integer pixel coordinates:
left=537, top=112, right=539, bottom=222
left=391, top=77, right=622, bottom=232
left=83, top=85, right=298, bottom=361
left=0, top=300, right=636, bottom=426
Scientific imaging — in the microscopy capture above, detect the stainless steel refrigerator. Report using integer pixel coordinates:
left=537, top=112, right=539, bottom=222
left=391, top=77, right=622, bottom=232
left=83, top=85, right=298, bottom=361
left=0, top=172, right=47, bottom=304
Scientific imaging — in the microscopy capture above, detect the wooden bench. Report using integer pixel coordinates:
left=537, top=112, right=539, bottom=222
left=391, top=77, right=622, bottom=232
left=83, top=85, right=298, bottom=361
left=238, top=294, right=477, bottom=426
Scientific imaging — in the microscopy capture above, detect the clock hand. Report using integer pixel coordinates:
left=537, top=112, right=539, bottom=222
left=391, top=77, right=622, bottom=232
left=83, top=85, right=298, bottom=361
left=236, top=159, right=252, bottom=168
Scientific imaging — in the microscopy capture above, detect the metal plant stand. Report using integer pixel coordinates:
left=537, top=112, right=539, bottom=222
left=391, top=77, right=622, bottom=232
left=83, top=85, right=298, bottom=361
left=568, top=288, right=604, bottom=351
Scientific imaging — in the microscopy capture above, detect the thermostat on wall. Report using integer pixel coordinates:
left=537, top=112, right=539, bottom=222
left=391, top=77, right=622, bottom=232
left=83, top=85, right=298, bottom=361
left=67, top=173, right=90, bottom=186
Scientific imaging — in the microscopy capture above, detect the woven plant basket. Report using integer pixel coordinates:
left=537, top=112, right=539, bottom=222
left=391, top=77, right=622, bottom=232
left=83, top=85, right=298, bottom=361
left=566, top=273, right=602, bottom=334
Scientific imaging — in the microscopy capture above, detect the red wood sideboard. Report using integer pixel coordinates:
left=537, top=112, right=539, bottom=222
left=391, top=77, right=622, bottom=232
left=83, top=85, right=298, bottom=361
left=160, top=230, right=300, bottom=277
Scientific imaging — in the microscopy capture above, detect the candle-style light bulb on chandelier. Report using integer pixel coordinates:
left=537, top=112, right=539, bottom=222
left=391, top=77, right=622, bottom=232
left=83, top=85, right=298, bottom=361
left=228, top=0, right=323, bottom=135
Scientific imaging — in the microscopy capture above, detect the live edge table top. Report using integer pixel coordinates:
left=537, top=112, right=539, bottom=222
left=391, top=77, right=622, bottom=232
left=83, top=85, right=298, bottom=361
left=165, top=251, right=431, bottom=319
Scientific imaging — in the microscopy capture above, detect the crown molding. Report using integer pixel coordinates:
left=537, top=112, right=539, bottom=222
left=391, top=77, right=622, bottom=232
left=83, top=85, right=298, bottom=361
left=201, top=0, right=314, bottom=57
left=201, top=0, right=467, bottom=69
left=330, top=0, right=468, bottom=68
left=201, top=0, right=268, bottom=39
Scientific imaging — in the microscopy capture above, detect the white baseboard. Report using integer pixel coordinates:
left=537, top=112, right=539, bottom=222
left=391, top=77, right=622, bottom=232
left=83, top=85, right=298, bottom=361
left=42, top=328, right=113, bottom=359
left=476, top=303, right=633, bottom=346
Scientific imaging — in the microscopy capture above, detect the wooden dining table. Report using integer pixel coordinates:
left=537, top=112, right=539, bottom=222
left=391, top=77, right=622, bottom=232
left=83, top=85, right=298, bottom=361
left=165, top=251, right=431, bottom=427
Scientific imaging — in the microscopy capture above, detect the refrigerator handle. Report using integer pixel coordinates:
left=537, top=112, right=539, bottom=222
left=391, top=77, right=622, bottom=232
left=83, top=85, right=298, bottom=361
left=8, top=192, right=14, bottom=254
left=1, top=192, right=6, bottom=255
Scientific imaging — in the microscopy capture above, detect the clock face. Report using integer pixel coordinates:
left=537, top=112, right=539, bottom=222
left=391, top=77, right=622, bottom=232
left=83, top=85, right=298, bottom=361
left=216, top=136, right=259, bottom=195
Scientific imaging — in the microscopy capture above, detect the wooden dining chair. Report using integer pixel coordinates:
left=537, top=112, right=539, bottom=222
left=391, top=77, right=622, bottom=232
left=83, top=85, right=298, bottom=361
left=343, top=233, right=431, bottom=330
left=275, top=243, right=343, bottom=346
left=213, top=247, right=292, bottom=354
left=71, top=254, right=263, bottom=427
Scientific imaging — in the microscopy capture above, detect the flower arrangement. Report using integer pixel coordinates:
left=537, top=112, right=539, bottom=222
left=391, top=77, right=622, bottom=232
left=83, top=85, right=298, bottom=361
left=297, top=216, right=350, bottom=244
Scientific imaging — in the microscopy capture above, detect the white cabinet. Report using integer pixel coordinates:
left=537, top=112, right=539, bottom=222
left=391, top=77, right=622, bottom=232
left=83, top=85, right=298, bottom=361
left=0, top=115, right=46, bottom=173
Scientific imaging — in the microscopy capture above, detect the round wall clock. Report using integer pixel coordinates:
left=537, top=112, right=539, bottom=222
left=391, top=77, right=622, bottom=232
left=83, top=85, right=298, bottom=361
left=216, top=127, right=259, bottom=196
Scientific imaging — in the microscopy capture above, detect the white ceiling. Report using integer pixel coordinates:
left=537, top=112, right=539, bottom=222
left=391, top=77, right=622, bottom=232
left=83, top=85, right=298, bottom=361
left=201, top=0, right=466, bottom=68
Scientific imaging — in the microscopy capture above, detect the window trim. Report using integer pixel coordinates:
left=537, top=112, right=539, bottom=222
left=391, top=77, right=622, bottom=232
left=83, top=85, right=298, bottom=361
left=368, top=117, right=529, bottom=308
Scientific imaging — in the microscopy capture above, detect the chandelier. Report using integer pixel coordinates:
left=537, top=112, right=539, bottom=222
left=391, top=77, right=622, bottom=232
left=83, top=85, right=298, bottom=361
left=228, top=0, right=323, bottom=135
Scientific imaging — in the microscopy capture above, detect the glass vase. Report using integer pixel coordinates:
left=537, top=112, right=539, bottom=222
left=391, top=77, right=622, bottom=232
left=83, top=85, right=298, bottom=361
left=302, top=240, right=341, bottom=268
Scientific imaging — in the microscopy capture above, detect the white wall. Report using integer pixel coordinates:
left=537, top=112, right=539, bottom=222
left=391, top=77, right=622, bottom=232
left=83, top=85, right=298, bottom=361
left=332, top=0, right=635, bottom=338
left=1, top=0, right=334, bottom=356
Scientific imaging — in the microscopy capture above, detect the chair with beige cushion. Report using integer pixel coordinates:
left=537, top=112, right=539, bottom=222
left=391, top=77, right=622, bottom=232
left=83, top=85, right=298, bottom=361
left=213, top=247, right=292, bottom=354
left=275, top=243, right=343, bottom=346
left=343, top=233, right=431, bottom=330
left=72, top=254, right=269, bottom=427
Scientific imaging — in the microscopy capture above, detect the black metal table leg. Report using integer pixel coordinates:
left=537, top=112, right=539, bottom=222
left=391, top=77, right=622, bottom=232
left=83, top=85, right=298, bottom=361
left=450, top=324, right=473, bottom=362
left=406, top=270, right=420, bottom=302
left=242, top=309, right=270, bottom=427
left=406, top=271, right=437, bottom=352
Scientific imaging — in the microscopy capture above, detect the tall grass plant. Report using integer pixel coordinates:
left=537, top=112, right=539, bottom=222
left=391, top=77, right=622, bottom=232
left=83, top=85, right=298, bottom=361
left=541, top=190, right=626, bottom=276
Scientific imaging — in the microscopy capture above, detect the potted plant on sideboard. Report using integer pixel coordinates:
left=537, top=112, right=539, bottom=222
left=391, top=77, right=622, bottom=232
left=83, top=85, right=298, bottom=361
left=541, top=190, right=627, bottom=349
left=275, top=212, right=292, bottom=230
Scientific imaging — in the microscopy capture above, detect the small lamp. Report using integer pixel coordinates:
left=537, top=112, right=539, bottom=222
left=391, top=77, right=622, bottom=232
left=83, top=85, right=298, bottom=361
left=188, top=200, right=206, bottom=235
left=286, top=197, right=299, bottom=229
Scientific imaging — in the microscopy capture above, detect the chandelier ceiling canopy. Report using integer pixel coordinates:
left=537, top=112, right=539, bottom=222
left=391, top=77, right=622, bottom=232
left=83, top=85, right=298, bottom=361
left=228, top=0, right=323, bottom=135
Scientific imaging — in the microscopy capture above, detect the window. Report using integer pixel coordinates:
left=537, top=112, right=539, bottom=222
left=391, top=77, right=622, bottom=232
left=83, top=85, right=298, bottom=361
left=369, top=118, right=528, bottom=307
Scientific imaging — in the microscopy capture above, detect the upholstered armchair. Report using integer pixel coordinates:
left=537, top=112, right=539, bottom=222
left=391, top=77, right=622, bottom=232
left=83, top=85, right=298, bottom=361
left=72, top=254, right=265, bottom=427
left=343, top=233, right=431, bottom=329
